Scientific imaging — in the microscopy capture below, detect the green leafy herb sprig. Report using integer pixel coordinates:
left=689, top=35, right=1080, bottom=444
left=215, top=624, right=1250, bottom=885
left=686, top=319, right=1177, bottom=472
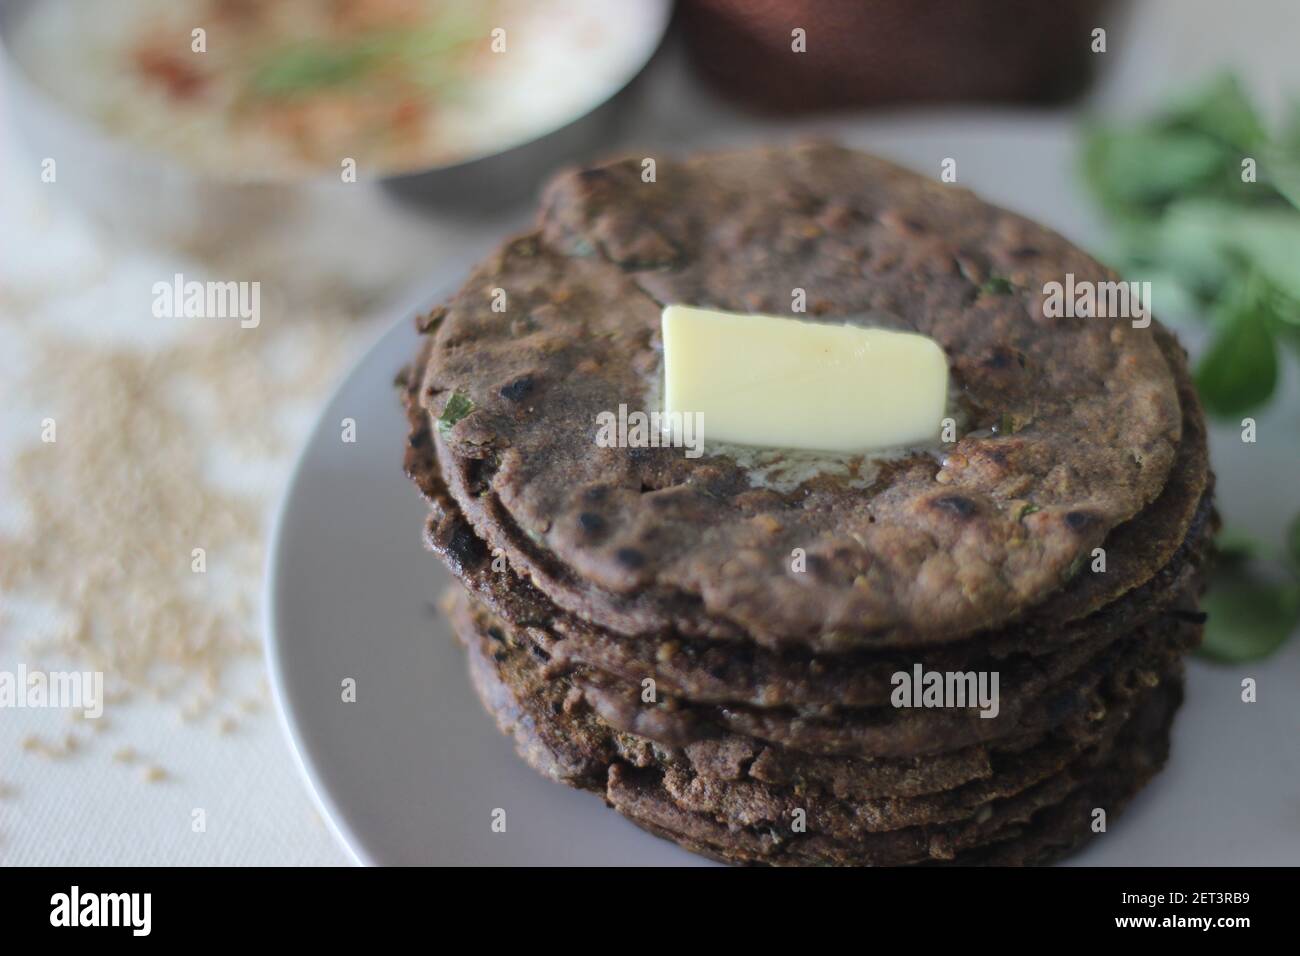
left=1199, top=520, right=1300, bottom=663
left=1083, top=73, right=1300, bottom=663
left=1083, top=73, right=1300, bottom=416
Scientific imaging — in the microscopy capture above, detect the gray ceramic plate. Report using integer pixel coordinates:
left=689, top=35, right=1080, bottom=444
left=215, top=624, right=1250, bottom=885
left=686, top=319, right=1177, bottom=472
left=265, top=131, right=1300, bottom=866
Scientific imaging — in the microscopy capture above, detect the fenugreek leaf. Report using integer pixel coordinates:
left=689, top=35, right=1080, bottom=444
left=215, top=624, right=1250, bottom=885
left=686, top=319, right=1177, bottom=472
left=1194, top=289, right=1278, bottom=416
left=1200, top=566, right=1300, bottom=663
left=1164, top=72, right=1268, bottom=152
left=436, top=392, right=475, bottom=435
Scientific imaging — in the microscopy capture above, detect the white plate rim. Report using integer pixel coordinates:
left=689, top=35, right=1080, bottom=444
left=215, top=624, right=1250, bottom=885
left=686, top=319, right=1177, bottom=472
left=262, top=277, right=462, bottom=867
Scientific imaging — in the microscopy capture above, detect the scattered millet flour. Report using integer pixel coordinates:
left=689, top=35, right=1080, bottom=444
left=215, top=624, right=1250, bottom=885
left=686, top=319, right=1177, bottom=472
left=0, top=188, right=408, bottom=783
left=1, top=321, right=353, bottom=720
left=0, top=118, right=492, bottom=808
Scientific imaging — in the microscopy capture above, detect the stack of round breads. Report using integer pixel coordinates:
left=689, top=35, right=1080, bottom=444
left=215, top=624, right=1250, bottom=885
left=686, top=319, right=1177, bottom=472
left=401, top=143, right=1213, bottom=865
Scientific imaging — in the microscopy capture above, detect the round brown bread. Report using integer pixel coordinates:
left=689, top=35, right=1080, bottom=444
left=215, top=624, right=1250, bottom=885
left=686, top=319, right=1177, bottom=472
left=451, top=586, right=1184, bottom=864
left=403, top=324, right=1210, bottom=710
left=451, top=573, right=1200, bottom=760
left=415, top=143, right=1186, bottom=649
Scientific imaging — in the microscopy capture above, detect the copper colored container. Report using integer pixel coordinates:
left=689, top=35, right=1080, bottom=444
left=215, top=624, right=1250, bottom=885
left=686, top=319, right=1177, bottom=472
left=681, top=0, right=1117, bottom=112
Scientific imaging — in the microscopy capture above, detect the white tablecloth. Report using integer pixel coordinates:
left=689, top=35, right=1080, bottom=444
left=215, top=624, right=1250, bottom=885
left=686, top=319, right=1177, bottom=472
left=2, top=0, right=1297, bottom=866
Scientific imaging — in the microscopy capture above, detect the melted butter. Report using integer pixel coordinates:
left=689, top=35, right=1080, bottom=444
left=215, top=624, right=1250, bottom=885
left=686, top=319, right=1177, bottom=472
left=638, top=309, right=977, bottom=496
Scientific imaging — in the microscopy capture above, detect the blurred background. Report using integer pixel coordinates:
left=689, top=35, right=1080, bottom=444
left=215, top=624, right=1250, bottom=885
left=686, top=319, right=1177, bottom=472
left=0, top=0, right=1297, bottom=865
